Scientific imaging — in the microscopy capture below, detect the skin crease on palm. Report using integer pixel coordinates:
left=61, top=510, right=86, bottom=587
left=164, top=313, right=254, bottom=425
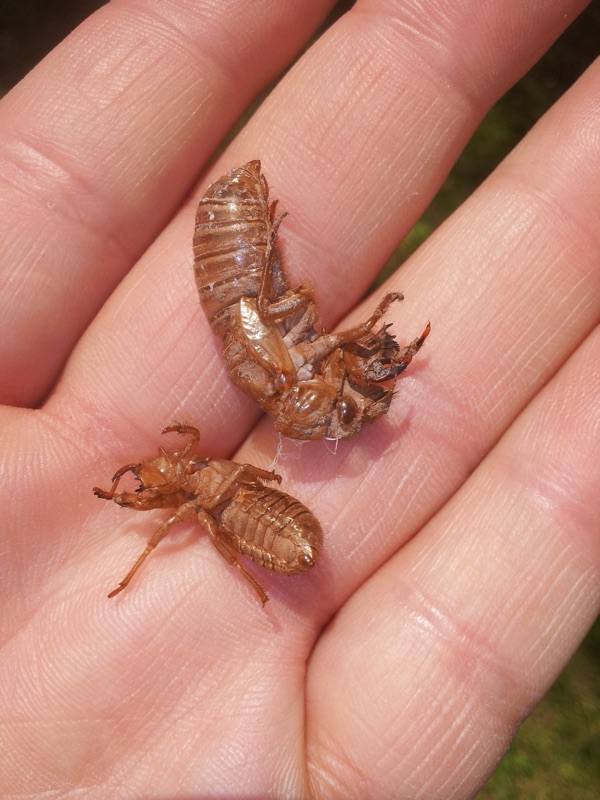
left=0, top=0, right=599, bottom=797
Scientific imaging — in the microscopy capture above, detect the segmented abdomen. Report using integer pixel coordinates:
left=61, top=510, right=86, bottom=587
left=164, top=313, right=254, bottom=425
left=219, top=486, right=323, bottom=574
left=193, top=161, right=271, bottom=339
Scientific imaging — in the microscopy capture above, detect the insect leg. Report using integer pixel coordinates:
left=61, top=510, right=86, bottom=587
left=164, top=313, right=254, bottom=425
left=260, top=287, right=316, bottom=318
left=202, top=464, right=281, bottom=511
left=257, top=203, right=287, bottom=310
left=240, top=465, right=282, bottom=483
left=161, top=423, right=200, bottom=459
left=93, top=463, right=141, bottom=500
left=292, top=292, right=405, bottom=365
left=398, top=322, right=431, bottom=361
left=198, top=510, right=269, bottom=606
left=107, top=501, right=197, bottom=598
left=334, top=292, right=406, bottom=344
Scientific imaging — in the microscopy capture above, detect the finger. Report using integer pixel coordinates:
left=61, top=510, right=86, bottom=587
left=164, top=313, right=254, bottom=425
left=50, top=0, right=590, bottom=453
left=42, top=46, right=599, bottom=794
left=0, top=0, right=336, bottom=406
left=1, top=9, right=597, bottom=798
left=236, top=48, right=600, bottom=611
left=34, top=37, right=595, bottom=634
left=210, top=0, right=590, bottom=319
left=306, top=326, right=600, bottom=798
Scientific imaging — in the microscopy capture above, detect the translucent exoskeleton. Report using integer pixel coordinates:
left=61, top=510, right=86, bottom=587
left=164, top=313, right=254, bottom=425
left=94, top=424, right=323, bottom=605
left=193, top=160, right=430, bottom=440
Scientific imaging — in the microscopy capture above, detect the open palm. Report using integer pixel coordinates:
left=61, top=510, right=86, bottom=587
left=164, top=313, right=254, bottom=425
left=1, top=2, right=599, bottom=798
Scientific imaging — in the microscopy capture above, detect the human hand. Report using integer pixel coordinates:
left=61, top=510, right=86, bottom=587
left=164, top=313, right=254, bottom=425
left=1, top=1, right=598, bottom=797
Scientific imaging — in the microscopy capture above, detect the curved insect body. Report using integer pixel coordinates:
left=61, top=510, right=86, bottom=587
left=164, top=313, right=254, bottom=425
left=93, top=424, right=322, bottom=606
left=194, top=160, right=430, bottom=440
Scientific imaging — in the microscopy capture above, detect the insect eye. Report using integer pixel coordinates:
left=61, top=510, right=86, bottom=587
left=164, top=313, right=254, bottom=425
left=298, top=551, right=315, bottom=569
left=337, top=398, right=357, bottom=427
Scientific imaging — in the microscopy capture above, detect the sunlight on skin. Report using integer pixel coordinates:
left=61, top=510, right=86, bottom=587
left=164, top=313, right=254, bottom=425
left=0, top=1, right=598, bottom=798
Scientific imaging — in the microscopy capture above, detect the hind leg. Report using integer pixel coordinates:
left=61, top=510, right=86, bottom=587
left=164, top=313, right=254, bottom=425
left=107, top=501, right=197, bottom=598
left=198, top=510, right=269, bottom=606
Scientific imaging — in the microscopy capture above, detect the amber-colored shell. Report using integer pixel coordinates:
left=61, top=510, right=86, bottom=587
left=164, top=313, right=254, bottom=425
left=94, top=424, right=322, bottom=605
left=194, top=161, right=278, bottom=339
left=193, top=161, right=430, bottom=440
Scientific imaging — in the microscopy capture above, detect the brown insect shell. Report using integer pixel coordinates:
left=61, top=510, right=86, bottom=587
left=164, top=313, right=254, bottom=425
left=221, top=332, right=366, bottom=440
left=218, top=486, right=323, bottom=575
left=220, top=298, right=295, bottom=402
left=238, top=297, right=297, bottom=389
left=109, top=456, right=188, bottom=511
left=193, top=163, right=357, bottom=439
left=227, top=299, right=357, bottom=438
left=193, top=160, right=279, bottom=341
left=119, top=453, right=322, bottom=574
left=194, top=161, right=429, bottom=440
left=183, top=457, right=324, bottom=575
left=97, top=424, right=326, bottom=604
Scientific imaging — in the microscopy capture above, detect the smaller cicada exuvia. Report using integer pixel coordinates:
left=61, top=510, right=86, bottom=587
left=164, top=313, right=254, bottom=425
left=94, top=424, right=323, bottom=606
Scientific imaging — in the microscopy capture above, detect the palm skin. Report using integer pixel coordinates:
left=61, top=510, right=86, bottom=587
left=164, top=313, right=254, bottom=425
left=1, top=1, right=599, bottom=798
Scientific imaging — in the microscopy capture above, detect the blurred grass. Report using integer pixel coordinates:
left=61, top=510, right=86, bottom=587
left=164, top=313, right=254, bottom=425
left=0, top=0, right=106, bottom=96
left=373, top=2, right=600, bottom=286
left=1, top=2, right=598, bottom=797
left=478, top=619, right=600, bottom=799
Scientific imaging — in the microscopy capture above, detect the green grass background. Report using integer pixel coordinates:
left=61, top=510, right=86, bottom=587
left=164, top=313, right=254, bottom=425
left=1, top=1, right=598, bottom=796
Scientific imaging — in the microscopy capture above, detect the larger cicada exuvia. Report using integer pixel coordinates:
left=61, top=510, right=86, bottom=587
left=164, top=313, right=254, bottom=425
left=193, top=161, right=430, bottom=440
